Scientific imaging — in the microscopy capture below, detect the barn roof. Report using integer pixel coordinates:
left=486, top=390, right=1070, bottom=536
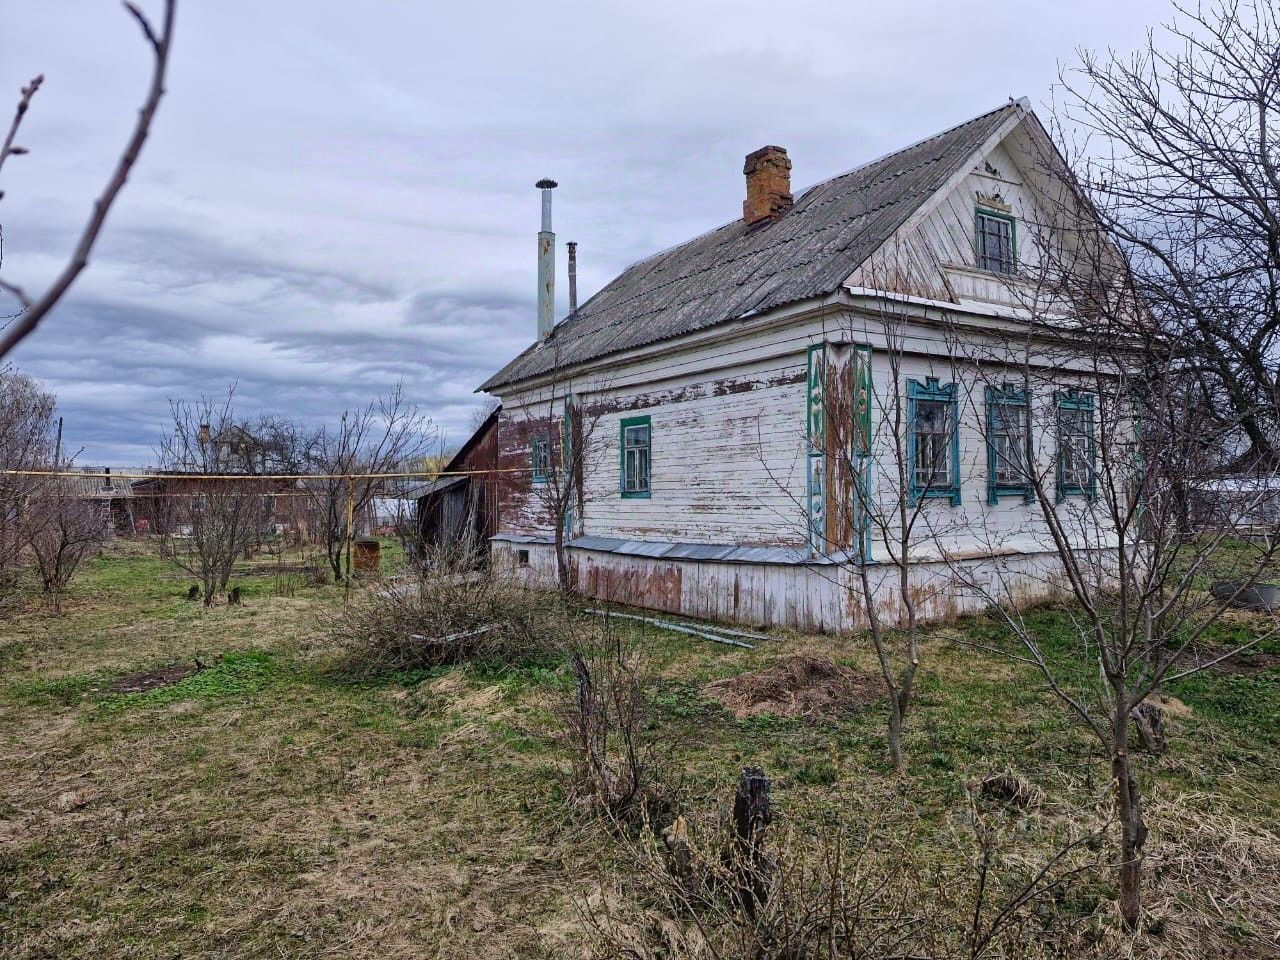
left=481, top=101, right=1024, bottom=391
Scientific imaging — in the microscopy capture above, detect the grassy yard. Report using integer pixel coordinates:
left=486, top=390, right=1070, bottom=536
left=0, top=546, right=1277, bottom=958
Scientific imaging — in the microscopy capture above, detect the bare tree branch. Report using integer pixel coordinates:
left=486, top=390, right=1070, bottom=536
left=0, top=0, right=176, bottom=358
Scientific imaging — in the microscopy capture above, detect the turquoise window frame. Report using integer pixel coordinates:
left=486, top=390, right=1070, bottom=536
left=530, top=435, right=550, bottom=484
left=1055, top=389, right=1096, bottom=501
left=907, top=377, right=961, bottom=506
left=975, top=208, right=1017, bottom=275
left=985, top=383, right=1034, bottom=505
left=619, top=414, right=651, bottom=499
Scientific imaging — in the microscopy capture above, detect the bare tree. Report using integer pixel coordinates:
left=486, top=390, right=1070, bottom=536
left=0, top=0, right=176, bottom=358
left=759, top=260, right=966, bottom=774
left=0, top=366, right=56, bottom=592
left=1058, top=0, right=1280, bottom=469
left=149, top=390, right=272, bottom=606
left=23, top=481, right=103, bottom=613
left=935, top=112, right=1280, bottom=930
left=509, top=349, right=610, bottom=595
left=304, top=382, right=436, bottom=582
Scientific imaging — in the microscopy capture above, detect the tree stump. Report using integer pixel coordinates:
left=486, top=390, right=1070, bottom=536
left=228, top=586, right=242, bottom=606
left=185, top=584, right=200, bottom=602
left=1131, top=701, right=1166, bottom=755
left=730, top=766, right=773, bottom=917
left=663, top=815, right=694, bottom=887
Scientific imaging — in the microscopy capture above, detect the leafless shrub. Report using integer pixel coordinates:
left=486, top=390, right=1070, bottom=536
left=23, top=481, right=103, bottom=612
left=554, top=615, right=670, bottom=826
left=0, top=366, right=56, bottom=594
left=580, top=782, right=1114, bottom=960
left=331, top=541, right=565, bottom=675
left=147, top=390, right=274, bottom=606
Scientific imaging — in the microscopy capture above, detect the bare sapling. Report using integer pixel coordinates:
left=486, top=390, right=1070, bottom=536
left=149, top=390, right=273, bottom=606
left=304, top=382, right=435, bottom=583
left=509, top=343, right=608, bottom=595
left=23, top=479, right=104, bottom=613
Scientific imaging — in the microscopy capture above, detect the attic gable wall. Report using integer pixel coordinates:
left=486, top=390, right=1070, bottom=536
left=845, top=126, right=1062, bottom=310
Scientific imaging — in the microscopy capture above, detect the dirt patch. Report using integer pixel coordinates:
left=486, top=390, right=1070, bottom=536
left=108, top=662, right=202, bottom=694
left=1182, top=644, right=1280, bottom=676
left=705, top=656, right=882, bottom=722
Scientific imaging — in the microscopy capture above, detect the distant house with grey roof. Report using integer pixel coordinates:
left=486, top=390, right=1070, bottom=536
left=473, top=100, right=1123, bottom=631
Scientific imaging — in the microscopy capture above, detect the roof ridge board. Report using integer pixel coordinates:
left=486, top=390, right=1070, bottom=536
left=793, top=100, right=1021, bottom=202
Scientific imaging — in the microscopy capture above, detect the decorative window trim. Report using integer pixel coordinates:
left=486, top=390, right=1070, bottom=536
left=531, top=435, right=550, bottom=484
left=619, top=414, right=651, bottom=499
left=562, top=398, right=577, bottom=536
left=985, top=383, right=1034, bottom=505
left=853, top=345, right=875, bottom=563
left=907, top=377, right=961, bottom=506
left=1054, top=389, right=1096, bottom=501
left=974, top=207, right=1017, bottom=275
left=805, top=343, right=827, bottom=553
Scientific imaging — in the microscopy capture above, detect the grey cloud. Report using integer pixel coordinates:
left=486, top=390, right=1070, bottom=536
left=2, top=0, right=1175, bottom=463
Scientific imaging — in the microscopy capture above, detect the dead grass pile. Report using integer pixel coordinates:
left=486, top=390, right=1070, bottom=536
left=331, top=547, right=568, bottom=676
left=704, top=655, right=881, bottom=722
left=1141, top=791, right=1280, bottom=956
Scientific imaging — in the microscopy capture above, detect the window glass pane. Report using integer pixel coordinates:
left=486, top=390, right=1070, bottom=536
left=977, top=213, right=1014, bottom=274
left=1058, top=404, right=1092, bottom=489
left=991, top=402, right=1027, bottom=485
left=622, top=421, right=651, bottom=493
left=913, top=399, right=951, bottom=490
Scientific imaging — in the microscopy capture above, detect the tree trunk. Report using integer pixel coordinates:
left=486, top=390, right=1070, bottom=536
left=887, top=700, right=904, bottom=774
left=1112, top=715, right=1148, bottom=930
left=554, top=521, right=570, bottom=595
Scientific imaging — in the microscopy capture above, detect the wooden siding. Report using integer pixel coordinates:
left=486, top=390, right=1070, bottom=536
left=493, top=307, right=1118, bottom=561
left=493, top=540, right=1084, bottom=632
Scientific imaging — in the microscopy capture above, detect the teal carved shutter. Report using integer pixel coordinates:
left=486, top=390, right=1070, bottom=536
left=806, top=343, right=827, bottom=554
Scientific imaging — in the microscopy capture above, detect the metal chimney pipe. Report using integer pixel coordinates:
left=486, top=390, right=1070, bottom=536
left=535, top=178, right=557, bottom=340
left=567, top=241, right=578, bottom=314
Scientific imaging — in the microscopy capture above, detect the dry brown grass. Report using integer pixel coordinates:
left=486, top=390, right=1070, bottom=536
left=0, top=550, right=1276, bottom=958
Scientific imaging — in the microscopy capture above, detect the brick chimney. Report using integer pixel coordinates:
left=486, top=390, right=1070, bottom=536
left=743, top=145, right=792, bottom=226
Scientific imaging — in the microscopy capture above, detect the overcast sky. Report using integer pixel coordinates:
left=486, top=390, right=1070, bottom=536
left=2, top=0, right=1173, bottom=466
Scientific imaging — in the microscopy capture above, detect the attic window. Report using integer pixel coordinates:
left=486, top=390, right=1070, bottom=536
left=975, top=209, right=1016, bottom=275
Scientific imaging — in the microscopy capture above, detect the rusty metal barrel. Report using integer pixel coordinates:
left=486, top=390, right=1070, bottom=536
left=353, top=537, right=381, bottom=576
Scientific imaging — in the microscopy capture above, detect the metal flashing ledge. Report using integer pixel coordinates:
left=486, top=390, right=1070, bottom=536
left=492, top=533, right=835, bottom=566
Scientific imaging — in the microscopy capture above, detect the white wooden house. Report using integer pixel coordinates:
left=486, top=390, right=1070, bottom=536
left=477, top=100, right=1122, bottom=631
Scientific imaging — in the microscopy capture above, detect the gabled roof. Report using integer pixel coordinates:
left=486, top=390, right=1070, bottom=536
left=482, top=101, right=1025, bottom=391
